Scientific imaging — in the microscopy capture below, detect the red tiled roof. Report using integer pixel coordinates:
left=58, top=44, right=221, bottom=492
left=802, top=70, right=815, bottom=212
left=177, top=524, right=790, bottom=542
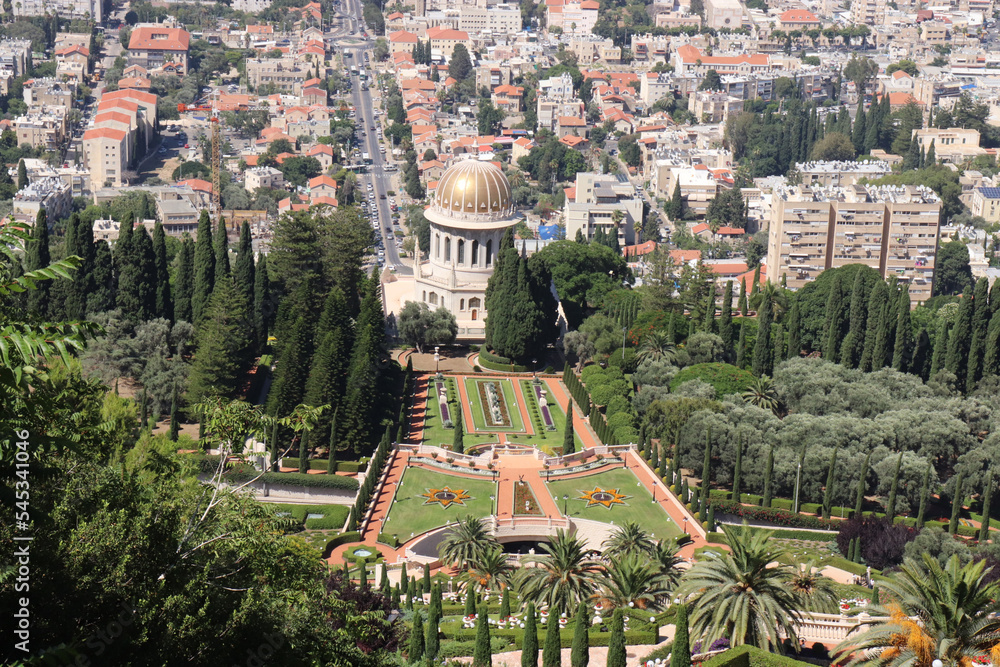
left=128, top=27, right=191, bottom=52
left=56, top=45, right=89, bottom=56
left=178, top=178, right=214, bottom=193
left=83, top=127, right=127, bottom=141
left=779, top=9, right=819, bottom=22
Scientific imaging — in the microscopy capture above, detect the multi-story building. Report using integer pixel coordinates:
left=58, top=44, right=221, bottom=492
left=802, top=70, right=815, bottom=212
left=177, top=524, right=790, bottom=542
left=640, top=71, right=676, bottom=107
left=13, top=0, right=100, bottom=21
left=427, top=26, right=471, bottom=60
left=245, top=166, right=285, bottom=191
left=55, top=44, right=89, bottom=83
left=911, top=128, right=983, bottom=165
left=537, top=71, right=575, bottom=100
left=546, top=0, right=600, bottom=33
left=14, top=108, right=67, bottom=151
left=630, top=34, right=671, bottom=64
left=563, top=172, right=643, bottom=245
left=850, top=0, right=886, bottom=26
left=82, top=127, right=128, bottom=188
left=537, top=98, right=584, bottom=132
left=767, top=183, right=941, bottom=302
left=971, top=187, right=1000, bottom=222
left=0, top=39, right=31, bottom=94
left=127, top=26, right=191, bottom=75
left=156, top=198, right=200, bottom=235
left=704, top=0, right=744, bottom=29
left=246, top=57, right=310, bottom=95
left=653, top=163, right=720, bottom=218
left=912, top=77, right=963, bottom=108
left=673, top=45, right=770, bottom=77
left=233, top=0, right=272, bottom=11
left=13, top=176, right=72, bottom=222
left=687, top=90, right=743, bottom=123
left=795, top=160, right=893, bottom=187
left=23, top=78, right=75, bottom=111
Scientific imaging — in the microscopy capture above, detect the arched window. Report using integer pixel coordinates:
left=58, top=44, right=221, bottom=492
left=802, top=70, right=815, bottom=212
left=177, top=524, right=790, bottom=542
left=429, top=292, right=438, bottom=305
left=485, top=239, right=493, bottom=266
left=468, top=297, right=481, bottom=309
left=444, top=237, right=451, bottom=262
left=457, top=239, right=465, bottom=265
left=422, top=291, right=426, bottom=301
left=471, top=240, right=479, bottom=267
left=460, top=299, right=465, bottom=310
left=435, top=233, right=440, bottom=258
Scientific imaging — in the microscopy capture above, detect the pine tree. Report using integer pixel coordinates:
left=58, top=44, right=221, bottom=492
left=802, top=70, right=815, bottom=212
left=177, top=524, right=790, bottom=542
left=192, top=209, right=215, bottom=322
left=542, top=608, right=560, bottom=667
left=946, top=292, right=975, bottom=388
left=168, top=383, right=180, bottom=441
left=570, top=602, right=589, bottom=667
left=25, top=207, right=51, bottom=317
left=719, top=280, right=734, bottom=360
left=472, top=603, right=492, bottom=667
left=187, top=277, right=253, bottom=402
left=732, top=434, right=743, bottom=500
left=762, top=446, right=774, bottom=508
left=886, top=451, right=903, bottom=521
left=859, top=281, right=888, bottom=371
left=563, top=402, right=575, bottom=455
left=409, top=610, right=425, bottom=664
left=822, top=275, right=844, bottom=361
left=522, top=603, right=538, bottom=667
left=670, top=605, right=691, bottom=667
left=214, top=216, right=230, bottom=282
left=736, top=318, right=747, bottom=368
left=892, top=291, right=912, bottom=373
left=949, top=472, right=964, bottom=535
left=253, top=251, right=271, bottom=351
left=752, top=288, right=773, bottom=377
left=841, top=270, right=868, bottom=368
left=738, top=278, right=748, bottom=316
left=822, top=448, right=838, bottom=518
left=931, top=318, right=950, bottom=377
left=267, top=315, right=315, bottom=418
left=607, top=609, right=626, bottom=667
left=152, top=221, right=173, bottom=321
left=983, top=310, right=1000, bottom=378
left=453, top=409, right=464, bottom=454
left=233, top=220, right=255, bottom=303
left=174, top=237, right=194, bottom=322
left=979, top=471, right=993, bottom=542
left=967, top=276, right=991, bottom=392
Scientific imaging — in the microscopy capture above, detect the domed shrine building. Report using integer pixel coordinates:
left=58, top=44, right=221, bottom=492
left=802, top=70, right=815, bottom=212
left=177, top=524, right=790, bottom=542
left=384, top=159, right=520, bottom=342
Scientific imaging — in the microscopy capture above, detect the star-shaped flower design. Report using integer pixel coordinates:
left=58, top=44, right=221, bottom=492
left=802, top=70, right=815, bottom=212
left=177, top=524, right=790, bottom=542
left=421, top=487, right=472, bottom=508
left=578, top=487, right=629, bottom=509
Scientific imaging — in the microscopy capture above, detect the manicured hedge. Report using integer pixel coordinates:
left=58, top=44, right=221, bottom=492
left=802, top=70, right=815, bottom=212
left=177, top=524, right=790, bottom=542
left=669, top=363, right=756, bottom=399
left=439, top=637, right=514, bottom=659
left=225, top=470, right=359, bottom=490
left=479, top=349, right=530, bottom=372
left=322, top=531, right=362, bottom=557
left=709, top=499, right=838, bottom=530
left=376, top=533, right=399, bottom=548
left=702, top=645, right=815, bottom=667
left=281, top=457, right=369, bottom=473
left=305, top=506, right=350, bottom=530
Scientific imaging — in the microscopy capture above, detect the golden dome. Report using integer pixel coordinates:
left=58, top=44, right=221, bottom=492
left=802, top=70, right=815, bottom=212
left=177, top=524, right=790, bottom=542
left=432, top=159, right=514, bottom=222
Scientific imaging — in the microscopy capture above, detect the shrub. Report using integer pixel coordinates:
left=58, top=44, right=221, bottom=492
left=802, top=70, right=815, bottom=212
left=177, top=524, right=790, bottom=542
left=614, top=426, right=638, bottom=443
left=322, top=531, right=362, bottom=557
left=304, top=506, right=350, bottom=529
left=581, top=364, right=607, bottom=382
left=669, top=363, right=756, bottom=399
left=439, top=637, right=514, bottom=659
left=590, top=384, right=617, bottom=407
left=836, top=516, right=918, bottom=570
left=479, top=349, right=529, bottom=372
left=605, top=395, right=631, bottom=417
left=708, top=499, right=837, bottom=530
left=224, top=471, right=360, bottom=490
left=607, top=412, right=635, bottom=430
left=702, top=645, right=815, bottom=667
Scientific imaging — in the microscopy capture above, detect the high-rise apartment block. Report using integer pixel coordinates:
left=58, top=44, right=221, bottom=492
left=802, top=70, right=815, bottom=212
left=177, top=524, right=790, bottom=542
left=850, top=0, right=886, bottom=26
left=767, top=184, right=941, bottom=302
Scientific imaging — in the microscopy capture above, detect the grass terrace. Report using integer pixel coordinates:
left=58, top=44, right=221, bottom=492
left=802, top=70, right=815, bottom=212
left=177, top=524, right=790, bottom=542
left=380, top=466, right=498, bottom=541
left=464, top=378, right=525, bottom=432
left=506, top=379, right=583, bottom=452
left=546, top=468, right=682, bottom=542
left=421, top=376, right=497, bottom=449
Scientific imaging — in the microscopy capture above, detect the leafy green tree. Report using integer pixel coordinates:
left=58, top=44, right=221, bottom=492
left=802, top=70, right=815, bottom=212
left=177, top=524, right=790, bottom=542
left=152, top=221, right=173, bottom=321
left=398, top=301, right=458, bottom=352
left=522, top=603, right=539, bottom=667
left=698, top=69, right=721, bottom=91
left=449, top=44, right=473, bottom=82
left=934, top=240, right=973, bottom=296
left=822, top=274, right=845, bottom=361
left=192, top=209, right=215, bottom=321
left=810, top=132, right=855, bottom=161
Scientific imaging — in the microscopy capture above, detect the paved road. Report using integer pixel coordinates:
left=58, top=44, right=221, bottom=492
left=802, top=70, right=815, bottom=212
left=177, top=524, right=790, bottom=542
left=334, top=0, right=411, bottom=274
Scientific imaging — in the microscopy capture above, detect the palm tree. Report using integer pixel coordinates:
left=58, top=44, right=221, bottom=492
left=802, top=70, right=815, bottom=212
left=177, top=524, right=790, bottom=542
left=788, top=560, right=838, bottom=613
left=516, top=530, right=603, bottom=615
left=438, top=515, right=499, bottom=570
left=676, top=525, right=804, bottom=652
left=637, top=331, right=677, bottom=364
left=596, top=552, right=676, bottom=611
left=601, top=521, right=656, bottom=560
left=834, top=554, right=1000, bottom=667
left=741, top=376, right=782, bottom=416
left=463, top=546, right=516, bottom=594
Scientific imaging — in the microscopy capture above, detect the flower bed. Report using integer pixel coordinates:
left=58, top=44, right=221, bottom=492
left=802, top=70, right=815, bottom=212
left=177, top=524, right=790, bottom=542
left=709, top=499, right=839, bottom=530
left=513, top=481, right=543, bottom=516
left=409, top=456, right=496, bottom=477
left=436, top=381, right=452, bottom=425
left=478, top=380, right=511, bottom=427
left=544, top=459, right=616, bottom=478
left=533, top=384, right=556, bottom=431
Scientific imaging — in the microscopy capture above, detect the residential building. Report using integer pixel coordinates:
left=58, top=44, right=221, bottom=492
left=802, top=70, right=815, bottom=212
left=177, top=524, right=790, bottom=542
left=766, top=183, right=941, bottom=302
left=13, top=0, right=101, bottom=21
left=246, top=57, right=310, bottom=95
left=912, top=127, right=985, bottom=163
left=0, top=39, right=31, bottom=94
left=537, top=71, right=575, bottom=100
left=13, top=177, right=72, bottom=221
left=640, top=72, right=676, bottom=106
left=234, top=0, right=272, bottom=11
left=851, top=0, right=886, bottom=25
left=971, top=186, right=1000, bottom=222
left=426, top=26, right=471, bottom=60
left=673, top=45, right=770, bottom=77
left=653, top=163, right=720, bottom=218
left=245, top=166, right=285, bottom=191
left=704, top=0, right=743, bottom=29
left=687, top=90, right=743, bottom=123
left=55, top=44, right=89, bottom=83
left=83, top=127, right=128, bottom=188
left=563, top=172, right=643, bottom=245
left=778, top=9, right=821, bottom=29
left=545, top=0, right=600, bottom=34
left=127, top=26, right=191, bottom=75
left=23, top=78, right=75, bottom=111
left=795, top=160, right=893, bottom=187
left=156, top=197, right=201, bottom=236
left=14, top=108, right=66, bottom=151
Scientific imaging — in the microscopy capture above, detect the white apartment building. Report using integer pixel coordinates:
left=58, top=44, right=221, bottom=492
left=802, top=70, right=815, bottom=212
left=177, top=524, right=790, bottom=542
left=245, top=166, right=285, bottom=191
left=563, top=172, right=643, bottom=245
left=13, top=0, right=101, bottom=21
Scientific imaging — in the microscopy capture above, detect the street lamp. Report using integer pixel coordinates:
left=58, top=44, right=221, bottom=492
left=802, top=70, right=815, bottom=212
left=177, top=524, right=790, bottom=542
left=793, top=458, right=803, bottom=514
left=682, top=517, right=688, bottom=534
left=434, top=346, right=440, bottom=378
left=563, top=494, right=569, bottom=516
left=621, top=326, right=627, bottom=360
left=532, top=358, right=538, bottom=382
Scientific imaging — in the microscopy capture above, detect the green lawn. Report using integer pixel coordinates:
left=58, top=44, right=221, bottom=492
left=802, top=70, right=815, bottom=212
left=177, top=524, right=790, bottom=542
left=422, top=376, right=497, bottom=449
left=507, top=379, right=583, bottom=452
left=464, top=378, right=524, bottom=432
left=545, top=468, right=681, bottom=541
left=381, top=466, right=497, bottom=541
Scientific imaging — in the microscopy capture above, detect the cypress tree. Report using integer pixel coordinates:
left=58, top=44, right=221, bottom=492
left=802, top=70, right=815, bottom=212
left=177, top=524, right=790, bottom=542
left=841, top=270, right=868, bottom=368
left=751, top=265, right=760, bottom=295
left=391, top=585, right=401, bottom=610
left=736, top=318, right=747, bottom=368
left=871, top=288, right=894, bottom=370
left=822, top=448, right=838, bottom=519
left=426, top=603, right=440, bottom=662
left=607, top=609, right=626, bottom=667
left=979, top=471, right=993, bottom=542
left=732, top=434, right=743, bottom=500
left=90, top=233, right=116, bottom=317
left=174, top=237, right=194, bottom=322
left=152, top=221, right=173, bottom=321
left=253, top=251, right=271, bottom=350
left=967, top=276, right=991, bottom=392
left=298, top=429, right=308, bottom=473
left=703, top=289, right=715, bottom=333
left=570, top=602, right=589, bottom=667
left=17, top=158, right=26, bottom=189
left=916, top=461, right=932, bottom=528
left=863, top=102, right=879, bottom=154
left=453, top=409, right=464, bottom=454
left=931, top=318, right=950, bottom=377
left=499, top=588, right=511, bottom=618
left=854, top=451, right=871, bottom=518
left=472, top=603, right=492, bottom=667
left=542, top=609, right=560, bottom=667
left=671, top=605, right=691, bottom=667
left=423, top=562, right=431, bottom=593
left=926, top=140, right=936, bottom=165
left=327, top=408, right=339, bottom=473
left=911, top=328, right=932, bottom=381
left=464, top=589, right=477, bottom=616
left=787, top=298, right=801, bottom=360
left=409, top=610, right=425, bottom=664
left=522, top=603, right=538, bottom=667
left=563, top=402, right=575, bottom=455
left=719, top=280, right=734, bottom=360
left=852, top=101, right=866, bottom=154
left=192, top=209, right=215, bottom=322
left=983, top=310, right=1000, bottom=378
left=762, top=446, right=774, bottom=508
left=892, top=291, right=912, bottom=373
left=25, top=207, right=51, bottom=317
left=214, top=216, right=230, bottom=282
left=860, top=281, right=889, bottom=371
left=233, top=220, right=255, bottom=303
left=946, top=292, right=975, bottom=388
left=699, top=428, right=712, bottom=522
left=822, top=275, right=844, bottom=361
left=949, top=473, right=964, bottom=535
left=793, top=443, right=807, bottom=514
left=886, top=451, right=903, bottom=521
left=168, top=383, right=179, bottom=441
left=738, top=278, right=747, bottom=316
left=771, top=323, right=785, bottom=370
left=752, top=288, right=773, bottom=377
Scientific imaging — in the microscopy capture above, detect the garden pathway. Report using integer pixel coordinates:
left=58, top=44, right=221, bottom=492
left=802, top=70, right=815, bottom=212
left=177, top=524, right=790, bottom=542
left=494, top=453, right=562, bottom=519
left=406, top=375, right=429, bottom=444
left=542, top=378, right=602, bottom=451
